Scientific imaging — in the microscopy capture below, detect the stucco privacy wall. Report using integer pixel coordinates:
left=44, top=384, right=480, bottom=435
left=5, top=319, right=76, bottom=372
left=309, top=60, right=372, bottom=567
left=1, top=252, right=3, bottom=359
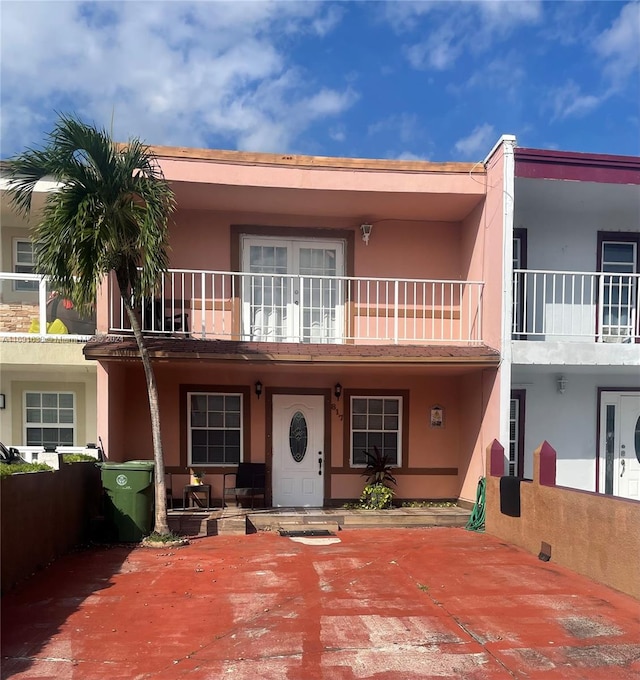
left=485, top=440, right=640, bottom=600
left=512, top=368, right=640, bottom=490
left=1, top=461, right=101, bottom=594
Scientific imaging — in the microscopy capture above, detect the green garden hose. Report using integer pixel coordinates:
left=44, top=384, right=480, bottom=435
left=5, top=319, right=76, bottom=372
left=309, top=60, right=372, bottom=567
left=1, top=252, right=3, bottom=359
left=465, top=477, right=486, bottom=532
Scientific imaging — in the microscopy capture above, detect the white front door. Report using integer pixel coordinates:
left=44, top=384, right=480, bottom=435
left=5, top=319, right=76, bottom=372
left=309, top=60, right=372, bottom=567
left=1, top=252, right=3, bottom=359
left=618, top=395, right=640, bottom=500
left=272, top=395, right=324, bottom=507
left=600, top=392, right=640, bottom=499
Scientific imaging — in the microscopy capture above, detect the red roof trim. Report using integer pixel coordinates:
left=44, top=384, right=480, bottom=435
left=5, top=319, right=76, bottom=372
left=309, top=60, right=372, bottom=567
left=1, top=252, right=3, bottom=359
left=515, top=148, right=640, bottom=184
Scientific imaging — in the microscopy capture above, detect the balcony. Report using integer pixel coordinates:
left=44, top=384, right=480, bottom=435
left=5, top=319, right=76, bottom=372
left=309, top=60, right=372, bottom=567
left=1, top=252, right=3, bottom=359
left=513, top=270, right=639, bottom=343
left=108, top=269, right=485, bottom=345
left=0, top=273, right=96, bottom=339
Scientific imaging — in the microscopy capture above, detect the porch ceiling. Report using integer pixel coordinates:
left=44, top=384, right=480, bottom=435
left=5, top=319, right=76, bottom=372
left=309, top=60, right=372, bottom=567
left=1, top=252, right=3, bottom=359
left=169, top=181, right=484, bottom=222
left=83, top=337, right=500, bottom=366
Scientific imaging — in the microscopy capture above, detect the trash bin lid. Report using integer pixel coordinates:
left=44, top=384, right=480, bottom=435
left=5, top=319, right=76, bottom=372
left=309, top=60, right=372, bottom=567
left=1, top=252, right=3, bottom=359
left=101, top=460, right=155, bottom=471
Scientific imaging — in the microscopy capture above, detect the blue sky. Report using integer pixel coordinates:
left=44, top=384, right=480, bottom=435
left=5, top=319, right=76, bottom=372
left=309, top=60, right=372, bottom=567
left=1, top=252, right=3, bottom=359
left=1, top=1, right=638, bottom=161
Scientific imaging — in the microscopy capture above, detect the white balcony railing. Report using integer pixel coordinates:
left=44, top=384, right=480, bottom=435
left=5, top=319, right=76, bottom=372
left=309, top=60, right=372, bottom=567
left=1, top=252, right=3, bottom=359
left=0, top=272, right=96, bottom=339
left=513, top=269, right=639, bottom=342
left=109, top=269, right=484, bottom=344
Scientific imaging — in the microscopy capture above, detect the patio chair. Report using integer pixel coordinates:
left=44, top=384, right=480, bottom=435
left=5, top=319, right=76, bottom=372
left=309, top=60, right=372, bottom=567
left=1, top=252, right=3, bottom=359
left=223, top=463, right=266, bottom=509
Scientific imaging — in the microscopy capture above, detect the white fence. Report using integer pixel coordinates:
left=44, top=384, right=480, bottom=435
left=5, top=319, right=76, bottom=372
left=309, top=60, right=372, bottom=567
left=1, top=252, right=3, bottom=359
left=109, top=269, right=485, bottom=344
left=513, top=270, right=639, bottom=342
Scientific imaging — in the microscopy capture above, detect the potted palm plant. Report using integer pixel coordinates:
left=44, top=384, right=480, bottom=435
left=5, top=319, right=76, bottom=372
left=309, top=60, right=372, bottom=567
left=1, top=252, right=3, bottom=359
left=358, top=446, right=397, bottom=509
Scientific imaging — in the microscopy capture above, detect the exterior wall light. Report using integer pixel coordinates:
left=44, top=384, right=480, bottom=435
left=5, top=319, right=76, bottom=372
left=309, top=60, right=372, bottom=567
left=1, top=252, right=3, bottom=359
left=556, top=376, right=567, bottom=395
left=360, top=223, right=373, bottom=245
left=334, top=383, right=342, bottom=400
left=255, top=381, right=263, bottom=399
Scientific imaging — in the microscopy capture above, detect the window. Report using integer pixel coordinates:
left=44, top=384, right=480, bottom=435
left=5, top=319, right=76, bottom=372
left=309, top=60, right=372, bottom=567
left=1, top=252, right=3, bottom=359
left=24, top=392, right=75, bottom=447
left=14, top=239, right=38, bottom=291
left=351, top=396, right=402, bottom=466
left=512, top=228, right=527, bottom=337
left=509, top=390, right=526, bottom=477
left=188, top=392, right=242, bottom=465
left=597, top=232, right=639, bottom=342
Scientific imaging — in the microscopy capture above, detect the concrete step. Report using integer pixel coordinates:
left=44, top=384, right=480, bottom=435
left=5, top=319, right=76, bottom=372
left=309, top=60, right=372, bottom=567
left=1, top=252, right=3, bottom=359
left=216, top=517, right=248, bottom=536
left=249, top=514, right=343, bottom=534
left=342, top=508, right=471, bottom=528
left=168, top=507, right=472, bottom=537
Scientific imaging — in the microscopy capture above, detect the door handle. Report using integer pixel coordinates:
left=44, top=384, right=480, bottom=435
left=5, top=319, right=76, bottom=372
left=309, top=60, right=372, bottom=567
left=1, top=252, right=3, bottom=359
left=318, top=452, right=322, bottom=476
left=620, top=458, right=625, bottom=477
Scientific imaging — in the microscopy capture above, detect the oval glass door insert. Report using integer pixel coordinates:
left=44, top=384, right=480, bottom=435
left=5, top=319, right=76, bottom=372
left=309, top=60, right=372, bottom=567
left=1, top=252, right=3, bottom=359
left=289, top=411, right=308, bottom=463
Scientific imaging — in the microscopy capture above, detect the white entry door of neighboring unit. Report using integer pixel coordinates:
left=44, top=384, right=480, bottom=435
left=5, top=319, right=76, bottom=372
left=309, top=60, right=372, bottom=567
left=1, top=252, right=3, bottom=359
left=600, top=392, right=640, bottom=500
left=618, top=395, right=640, bottom=500
left=272, top=395, right=324, bottom=507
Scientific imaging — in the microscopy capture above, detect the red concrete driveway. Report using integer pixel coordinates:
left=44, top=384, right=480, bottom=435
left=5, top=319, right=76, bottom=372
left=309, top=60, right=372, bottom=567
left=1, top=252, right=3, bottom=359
left=2, top=528, right=639, bottom=679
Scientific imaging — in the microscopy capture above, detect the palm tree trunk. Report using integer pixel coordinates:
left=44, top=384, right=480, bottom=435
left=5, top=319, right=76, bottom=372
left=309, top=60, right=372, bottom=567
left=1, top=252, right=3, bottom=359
left=121, top=293, right=170, bottom=536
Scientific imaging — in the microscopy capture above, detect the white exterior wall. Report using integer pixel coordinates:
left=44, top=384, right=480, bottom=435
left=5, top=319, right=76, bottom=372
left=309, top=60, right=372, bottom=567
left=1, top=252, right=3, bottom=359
left=515, top=179, right=639, bottom=273
left=512, top=367, right=640, bottom=491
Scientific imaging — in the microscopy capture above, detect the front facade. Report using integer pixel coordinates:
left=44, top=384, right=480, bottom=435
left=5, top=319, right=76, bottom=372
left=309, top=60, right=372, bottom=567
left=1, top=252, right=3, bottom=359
left=0, top=174, right=98, bottom=454
left=85, top=141, right=515, bottom=506
left=506, top=149, right=640, bottom=500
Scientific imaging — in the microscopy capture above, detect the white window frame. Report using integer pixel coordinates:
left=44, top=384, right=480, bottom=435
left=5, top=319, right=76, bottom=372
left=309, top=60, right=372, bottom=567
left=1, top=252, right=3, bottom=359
left=187, top=392, right=244, bottom=466
left=13, top=238, right=38, bottom=291
left=240, top=235, right=345, bottom=343
left=350, top=395, right=403, bottom=468
left=23, top=391, right=76, bottom=448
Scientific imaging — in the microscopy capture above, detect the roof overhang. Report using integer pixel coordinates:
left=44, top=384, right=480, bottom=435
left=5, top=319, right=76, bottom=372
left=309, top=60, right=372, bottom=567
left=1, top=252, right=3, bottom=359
left=83, top=337, right=500, bottom=367
left=149, top=145, right=487, bottom=222
left=515, top=148, right=640, bottom=184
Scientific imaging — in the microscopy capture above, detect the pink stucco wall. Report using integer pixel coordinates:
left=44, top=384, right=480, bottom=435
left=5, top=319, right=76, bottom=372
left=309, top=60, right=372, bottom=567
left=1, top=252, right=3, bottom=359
left=92, top=144, right=509, bottom=505
left=98, top=360, right=490, bottom=503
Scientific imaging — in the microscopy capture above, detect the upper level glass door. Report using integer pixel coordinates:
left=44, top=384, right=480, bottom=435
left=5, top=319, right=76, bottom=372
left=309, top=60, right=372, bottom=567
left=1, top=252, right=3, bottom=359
left=600, top=241, right=637, bottom=341
left=241, top=236, right=345, bottom=343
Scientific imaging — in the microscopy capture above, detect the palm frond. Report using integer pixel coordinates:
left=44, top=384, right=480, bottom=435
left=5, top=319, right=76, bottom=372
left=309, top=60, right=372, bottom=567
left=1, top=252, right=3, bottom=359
left=4, top=114, right=175, bottom=316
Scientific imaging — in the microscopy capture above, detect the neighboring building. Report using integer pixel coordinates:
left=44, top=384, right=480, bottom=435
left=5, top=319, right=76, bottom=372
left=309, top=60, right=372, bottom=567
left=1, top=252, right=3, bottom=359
left=84, top=139, right=516, bottom=506
left=0, top=173, right=98, bottom=452
left=507, top=149, right=640, bottom=500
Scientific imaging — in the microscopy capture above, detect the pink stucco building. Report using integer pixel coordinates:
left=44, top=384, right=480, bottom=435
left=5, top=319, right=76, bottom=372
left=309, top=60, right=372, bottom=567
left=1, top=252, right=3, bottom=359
left=82, top=138, right=516, bottom=507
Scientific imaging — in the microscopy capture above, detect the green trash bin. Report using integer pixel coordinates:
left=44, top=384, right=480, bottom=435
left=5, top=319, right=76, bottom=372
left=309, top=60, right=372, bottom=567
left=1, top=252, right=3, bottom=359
left=100, top=460, right=155, bottom=542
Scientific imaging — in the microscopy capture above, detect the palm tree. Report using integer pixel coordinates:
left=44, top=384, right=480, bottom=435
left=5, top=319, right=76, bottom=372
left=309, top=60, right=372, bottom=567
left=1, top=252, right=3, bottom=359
left=5, top=114, right=176, bottom=536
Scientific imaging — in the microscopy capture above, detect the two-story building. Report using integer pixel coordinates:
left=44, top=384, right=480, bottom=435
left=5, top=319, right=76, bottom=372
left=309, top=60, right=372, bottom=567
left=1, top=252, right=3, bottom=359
left=507, top=149, right=640, bottom=500
left=83, top=139, right=516, bottom=507
left=6, top=139, right=635, bottom=508
left=0, top=172, right=98, bottom=455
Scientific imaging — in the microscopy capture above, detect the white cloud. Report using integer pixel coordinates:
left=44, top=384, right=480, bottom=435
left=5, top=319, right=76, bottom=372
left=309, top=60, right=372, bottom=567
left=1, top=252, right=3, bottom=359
left=394, top=151, right=430, bottom=161
left=454, top=123, right=495, bottom=159
left=368, top=113, right=422, bottom=144
left=387, top=0, right=542, bottom=71
left=550, top=80, right=606, bottom=120
left=594, top=2, right=640, bottom=87
left=0, top=1, right=353, bottom=157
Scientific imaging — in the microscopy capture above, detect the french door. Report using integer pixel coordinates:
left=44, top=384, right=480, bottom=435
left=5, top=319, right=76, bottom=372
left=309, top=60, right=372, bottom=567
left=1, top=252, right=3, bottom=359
left=241, top=237, right=345, bottom=343
left=599, top=237, right=638, bottom=342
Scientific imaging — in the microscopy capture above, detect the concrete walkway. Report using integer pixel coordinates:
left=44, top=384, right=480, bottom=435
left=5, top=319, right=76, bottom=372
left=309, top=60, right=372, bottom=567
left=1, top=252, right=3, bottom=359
left=2, top=528, right=639, bottom=679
